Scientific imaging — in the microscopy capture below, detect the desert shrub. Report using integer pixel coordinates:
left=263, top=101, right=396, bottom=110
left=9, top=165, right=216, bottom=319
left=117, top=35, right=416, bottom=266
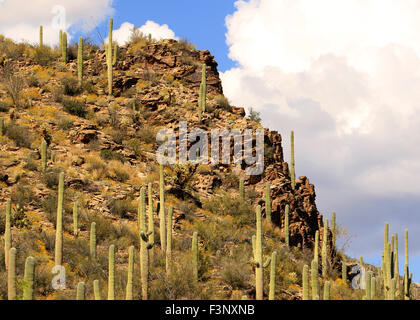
left=248, top=107, right=262, bottom=124
left=173, top=38, right=196, bottom=51
left=5, top=122, right=33, bottom=148
left=43, top=166, right=64, bottom=189
left=0, top=100, right=12, bottom=112
left=57, top=115, right=74, bottom=130
left=23, top=154, right=38, bottom=171
left=220, top=247, right=252, bottom=290
left=31, top=46, right=58, bottom=66
left=110, top=167, right=130, bottom=183
left=60, top=77, right=80, bottom=96
left=62, top=98, right=87, bottom=117
left=42, top=193, right=73, bottom=229
left=107, top=198, right=136, bottom=219
left=100, top=149, right=126, bottom=163
left=10, top=179, right=35, bottom=208
left=214, top=95, right=231, bottom=112
left=223, top=172, right=240, bottom=189
left=136, top=125, right=157, bottom=144
left=1, top=62, right=26, bottom=108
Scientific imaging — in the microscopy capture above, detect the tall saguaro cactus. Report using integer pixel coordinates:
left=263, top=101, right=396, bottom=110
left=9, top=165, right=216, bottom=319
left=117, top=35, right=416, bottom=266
left=23, top=256, right=35, bottom=300
left=331, top=212, right=336, bottom=248
left=93, top=280, right=101, bottom=300
left=90, top=222, right=96, bottom=260
left=239, top=178, right=245, bottom=203
left=147, top=182, right=155, bottom=263
left=311, top=259, right=319, bottom=300
left=108, top=244, right=115, bottom=300
left=314, top=230, right=319, bottom=263
left=0, top=117, right=4, bottom=136
left=54, top=172, right=64, bottom=266
left=199, top=64, right=207, bottom=112
left=290, top=131, right=296, bottom=189
left=269, top=251, right=277, bottom=300
left=8, top=247, right=16, bottom=300
left=78, top=37, right=83, bottom=86
left=76, top=282, right=85, bottom=300
left=323, top=281, right=330, bottom=300
left=126, top=246, right=134, bottom=300
left=321, top=218, right=328, bottom=278
left=253, top=206, right=272, bottom=300
left=59, top=30, right=63, bottom=51
left=342, top=261, right=347, bottom=282
left=139, top=187, right=154, bottom=300
left=4, top=199, right=11, bottom=270
left=41, top=139, right=47, bottom=172
left=39, top=26, right=43, bottom=47
left=265, top=182, right=271, bottom=222
left=302, top=264, right=309, bottom=300
left=365, top=271, right=372, bottom=300
left=403, top=229, right=411, bottom=300
left=166, top=205, right=173, bottom=275
left=192, top=232, right=198, bottom=283
left=284, top=204, right=290, bottom=246
left=159, top=165, right=166, bottom=255
left=106, top=18, right=114, bottom=96
left=62, top=32, right=67, bottom=63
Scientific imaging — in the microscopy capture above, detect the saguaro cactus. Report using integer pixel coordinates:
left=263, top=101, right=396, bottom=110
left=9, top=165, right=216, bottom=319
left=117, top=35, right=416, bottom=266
left=159, top=165, right=166, bottom=254
left=199, top=64, right=207, bottom=112
left=4, top=199, right=11, bottom=270
left=77, top=37, right=83, bottom=86
left=311, top=259, right=319, bottom=300
left=342, top=261, right=347, bottom=282
left=0, top=117, right=4, bottom=136
left=40, top=139, right=47, bottom=172
left=403, top=229, right=411, bottom=300
left=54, top=172, right=64, bottom=266
left=269, top=251, right=277, bottom=300
left=62, top=32, right=67, bottom=63
left=59, top=30, right=63, bottom=51
left=192, top=232, right=198, bottom=283
left=290, top=131, right=296, bottom=189
left=253, top=206, right=272, bottom=300
left=239, top=178, right=245, bottom=202
left=166, top=205, right=173, bottom=275
left=73, top=201, right=78, bottom=237
left=147, top=182, right=155, bottom=263
left=365, top=271, right=372, bottom=300
left=323, top=281, right=330, bottom=300
left=265, top=182, right=271, bottom=222
left=302, top=264, right=309, bottom=300
left=8, top=247, right=16, bottom=300
left=39, top=26, right=43, bottom=47
left=23, top=256, right=35, bottom=300
left=314, top=230, right=319, bottom=263
left=126, top=246, right=134, bottom=300
left=76, top=282, right=85, bottom=300
left=106, top=18, right=113, bottom=96
left=90, top=222, right=96, bottom=260
left=93, top=280, right=101, bottom=300
left=108, top=244, right=115, bottom=300
left=113, top=43, right=119, bottom=66
left=331, top=211, right=336, bottom=248
left=139, top=187, right=154, bottom=300
left=321, top=218, right=328, bottom=278
left=371, top=276, right=376, bottom=299
left=284, top=204, right=290, bottom=246
left=394, top=233, right=399, bottom=291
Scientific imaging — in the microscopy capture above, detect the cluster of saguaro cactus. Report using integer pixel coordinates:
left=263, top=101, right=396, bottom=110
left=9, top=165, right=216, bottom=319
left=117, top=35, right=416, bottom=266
left=108, top=244, right=115, bottom=300
left=321, top=219, right=328, bottom=278
left=78, top=37, right=83, bottom=86
left=290, top=131, right=296, bottom=189
left=284, top=205, right=290, bottom=246
left=40, top=139, right=47, bottom=172
left=54, top=172, right=64, bottom=266
left=252, top=206, right=272, bottom=300
left=106, top=18, right=114, bottom=96
left=139, top=187, right=154, bottom=300
left=265, top=182, right=271, bottom=222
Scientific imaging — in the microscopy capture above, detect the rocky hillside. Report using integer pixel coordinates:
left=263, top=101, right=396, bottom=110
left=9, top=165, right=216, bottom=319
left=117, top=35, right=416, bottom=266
left=0, top=33, right=382, bottom=300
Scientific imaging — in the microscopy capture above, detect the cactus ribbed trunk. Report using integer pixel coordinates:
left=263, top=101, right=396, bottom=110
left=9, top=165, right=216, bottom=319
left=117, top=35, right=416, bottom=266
left=192, top=232, right=198, bottom=283
left=54, top=172, right=64, bottom=266
left=314, top=230, right=319, bottom=263
left=323, top=281, right=330, bottom=300
left=166, top=205, right=173, bottom=276
left=284, top=204, right=289, bottom=246
left=76, top=282, right=85, bottom=300
left=371, top=276, right=376, bottom=299
left=108, top=244, right=115, bottom=300
left=78, top=37, right=83, bottom=87
left=73, top=201, right=78, bottom=237
left=403, top=229, right=410, bottom=300
left=199, top=64, right=207, bottom=112
left=311, top=259, right=319, bottom=300
left=4, top=199, right=11, bottom=270
left=139, top=187, right=153, bottom=300
left=0, top=117, right=4, bottom=136
left=8, top=247, right=16, bottom=300
left=321, top=219, right=328, bottom=278
left=159, top=165, right=166, bottom=255
left=269, top=251, right=277, bottom=300
left=41, top=139, right=47, bottom=172
left=147, top=182, right=154, bottom=263
left=302, top=264, right=309, bottom=300
left=239, top=178, right=244, bottom=202
left=23, top=256, right=35, bottom=300
left=265, top=182, right=271, bottom=223
left=107, top=18, right=113, bottom=96
left=90, top=222, right=96, bottom=260
left=62, top=32, right=67, bottom=63
left=290, top=131, right=295, bottom=189
left=365, top=271, right=372, bottom=300
left=59, top=30, right=62, bottom=52
left=342, top=261, right=347, bottom=282
left=39, top=26, right=43, bottom=47
left=93, top=280, right=101, bottom=300
left=126, top=246, right=134, bottom=300
left=331, top=211, right=336, bottom=248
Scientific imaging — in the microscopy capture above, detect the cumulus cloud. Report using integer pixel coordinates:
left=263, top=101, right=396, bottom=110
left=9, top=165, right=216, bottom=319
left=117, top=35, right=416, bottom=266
left=221, top=0, right=420, bottom=260
left=0, top=0, right=114, bottom=46
left=110, top=20, right=178, bottom=45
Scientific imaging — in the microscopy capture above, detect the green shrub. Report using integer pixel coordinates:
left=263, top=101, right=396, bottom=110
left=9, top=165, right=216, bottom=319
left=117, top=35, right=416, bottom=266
left=62, top=98, right=87, bottom=117
left=100, top=149, right=126, bottom=163
left=60, top=77, right=81, bottom=96
left=32, top=46, right=58, bottom=66
left=5, top=122, right=33, bottom=148
left=107, top=198, right=136, bottom=219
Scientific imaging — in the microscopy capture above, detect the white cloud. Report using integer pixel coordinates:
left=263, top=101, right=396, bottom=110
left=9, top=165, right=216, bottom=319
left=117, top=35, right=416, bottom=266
left=221, top=0, right=420, bottom=258
left=0, top=0, right=114, bottom=46
left=110, top=20, right=178, bottom=45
